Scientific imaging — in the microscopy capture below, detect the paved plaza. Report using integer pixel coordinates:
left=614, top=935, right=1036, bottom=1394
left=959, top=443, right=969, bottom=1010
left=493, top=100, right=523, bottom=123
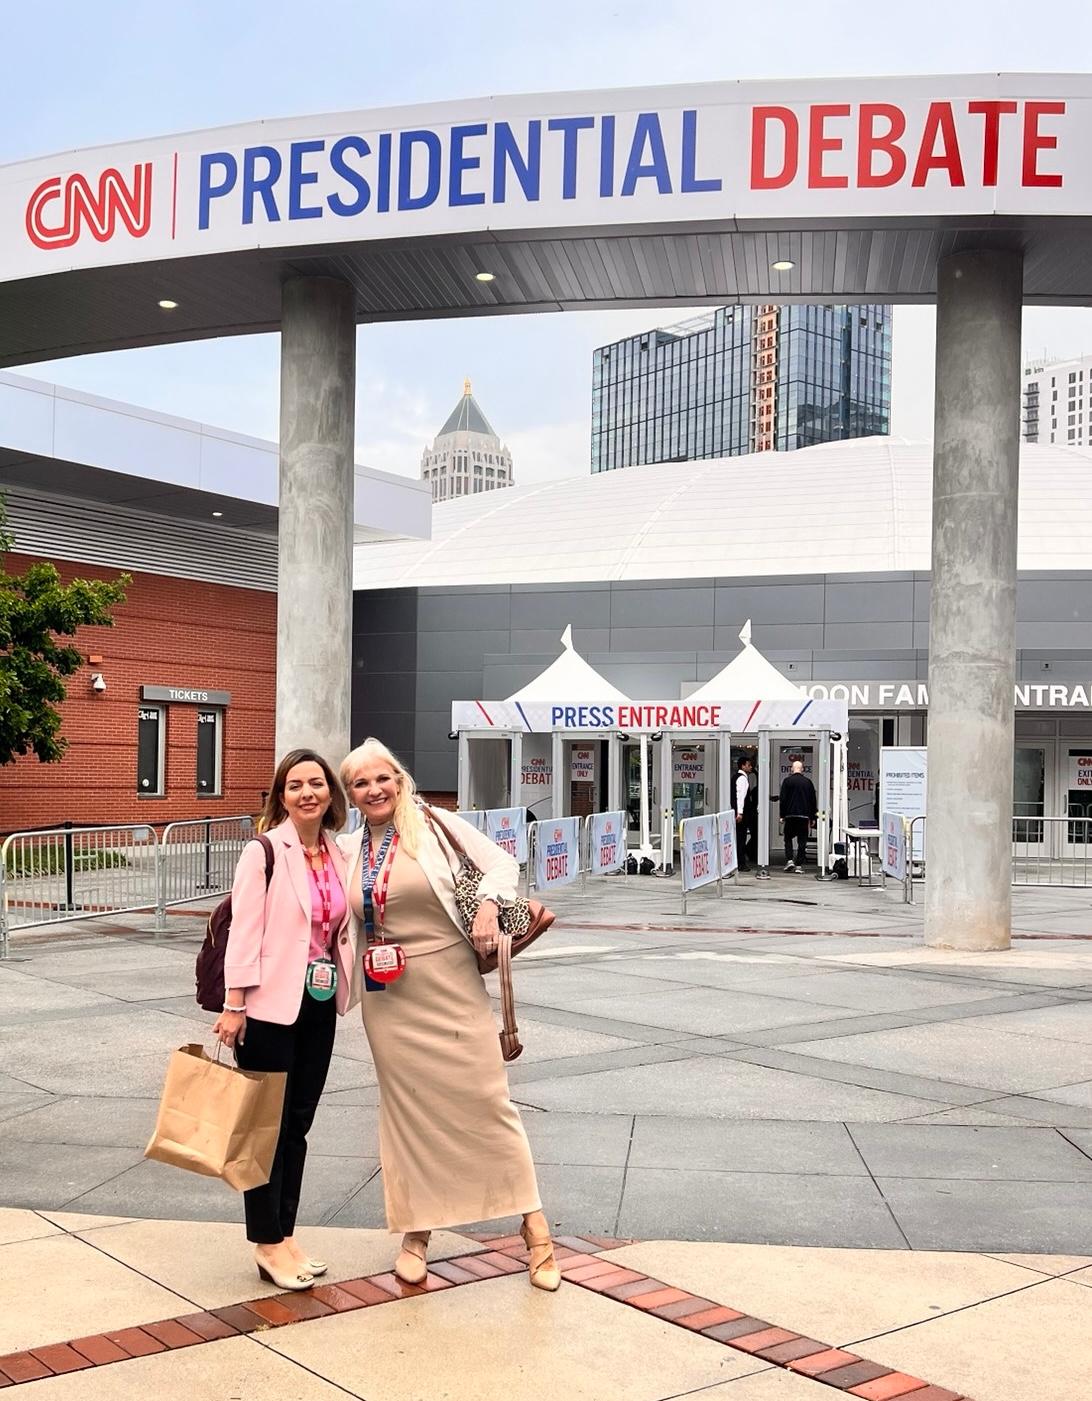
left=1, top=873, right=1091, bottom=1397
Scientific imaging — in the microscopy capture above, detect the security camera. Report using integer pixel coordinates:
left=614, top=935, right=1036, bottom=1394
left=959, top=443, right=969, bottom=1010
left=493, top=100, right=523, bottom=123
left=616, top=733, right=629, bottom=742
left=447, top=730, right=459, bottom=741
left=91, top=673, right=107, bottom=693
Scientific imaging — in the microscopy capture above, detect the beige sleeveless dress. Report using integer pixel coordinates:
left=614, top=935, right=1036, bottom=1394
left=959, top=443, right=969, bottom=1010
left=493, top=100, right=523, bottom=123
left=349, top=836, right=541, bottom=1232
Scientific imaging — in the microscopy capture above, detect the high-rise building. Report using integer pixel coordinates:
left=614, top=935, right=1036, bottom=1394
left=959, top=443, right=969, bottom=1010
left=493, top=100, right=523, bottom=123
left=1022, top=354, right=1092, bottom=447
left=590, top=304, right=891, bottom=473
left=421, top=379, right=514, bottom=502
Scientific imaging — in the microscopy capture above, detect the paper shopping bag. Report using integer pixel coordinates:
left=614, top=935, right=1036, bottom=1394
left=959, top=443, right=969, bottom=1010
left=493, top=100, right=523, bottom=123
left=144, top=1043, right=285, bottom=1192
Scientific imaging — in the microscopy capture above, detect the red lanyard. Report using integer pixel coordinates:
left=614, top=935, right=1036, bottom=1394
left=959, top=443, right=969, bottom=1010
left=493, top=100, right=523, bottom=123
left=309, top=844, right=333, bottom=949
left=370, top=829, right=398, bottom=941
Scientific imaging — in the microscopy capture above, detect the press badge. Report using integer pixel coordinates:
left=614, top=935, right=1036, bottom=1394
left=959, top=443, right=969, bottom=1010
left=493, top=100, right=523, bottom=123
left=364, top=942, right=406, bottom=985
left=305, top=958, right=338, bottom=1001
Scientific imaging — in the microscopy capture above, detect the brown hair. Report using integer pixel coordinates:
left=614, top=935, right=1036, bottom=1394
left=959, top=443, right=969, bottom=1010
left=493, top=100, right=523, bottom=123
left=258, top=749, right=347, bottom=833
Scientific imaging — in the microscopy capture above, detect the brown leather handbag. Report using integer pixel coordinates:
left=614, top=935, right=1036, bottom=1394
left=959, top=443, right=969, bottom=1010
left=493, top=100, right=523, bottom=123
left=423, top=806, right=555, bottom=1061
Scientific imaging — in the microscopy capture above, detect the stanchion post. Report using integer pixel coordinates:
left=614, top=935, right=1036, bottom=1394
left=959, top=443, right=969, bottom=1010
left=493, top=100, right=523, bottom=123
left=63, top=821, right=75, bottom=912
left=154, top=829, right=168, bottom=934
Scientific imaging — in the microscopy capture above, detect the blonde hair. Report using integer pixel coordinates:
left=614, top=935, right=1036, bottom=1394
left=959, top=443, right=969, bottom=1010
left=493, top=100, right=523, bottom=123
left=340, top=737, right=426, bottom=857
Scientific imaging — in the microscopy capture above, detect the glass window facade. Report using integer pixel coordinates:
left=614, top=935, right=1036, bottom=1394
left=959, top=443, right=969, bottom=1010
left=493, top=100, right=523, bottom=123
left=591, top=304, right=892, bottom=473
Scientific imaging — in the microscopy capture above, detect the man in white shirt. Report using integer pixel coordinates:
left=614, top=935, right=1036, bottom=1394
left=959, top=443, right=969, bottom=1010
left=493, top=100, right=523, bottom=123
left=735, top=758, right=757, bottom=870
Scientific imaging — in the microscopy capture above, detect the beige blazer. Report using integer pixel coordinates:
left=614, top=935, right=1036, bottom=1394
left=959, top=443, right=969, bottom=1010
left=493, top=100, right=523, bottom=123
left=336, top=805, right=520, bottom=944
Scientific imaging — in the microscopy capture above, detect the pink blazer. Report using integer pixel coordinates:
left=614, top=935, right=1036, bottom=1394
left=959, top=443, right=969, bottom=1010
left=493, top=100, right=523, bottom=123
left=224, top=820, right=359, bottom=1025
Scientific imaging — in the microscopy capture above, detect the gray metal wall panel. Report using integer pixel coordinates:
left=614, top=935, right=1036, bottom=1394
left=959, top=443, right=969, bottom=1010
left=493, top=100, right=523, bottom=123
left=714, top=584, right=825, bottom=624
left=509, top=590, right=611, bottom=629
left=714, top=623, right=824, bottom=651
left=508, top=628, right=612, bottom=656
left=1016, top=580, right=1092, bottom=622
left=417, top=591, right=512, bottom=631
left=825, top=581, right=915, bottom=622
left=417, top=628, right=511, bottom=670
left=823, top=622, right=915, bottom=649
left=609, top=625, right=715, bottom=653
left=610, top=587, right=715, bottom=628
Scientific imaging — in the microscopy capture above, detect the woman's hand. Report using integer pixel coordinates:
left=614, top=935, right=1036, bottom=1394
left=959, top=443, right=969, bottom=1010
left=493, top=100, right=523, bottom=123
left=470, top=900, right=501, bottom=958
left=213, top=1008, right=247, bottom=1049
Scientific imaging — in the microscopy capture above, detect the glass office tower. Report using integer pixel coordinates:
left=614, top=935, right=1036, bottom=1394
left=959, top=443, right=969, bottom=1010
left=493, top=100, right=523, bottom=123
left=591, top=303, right=891, bottom=473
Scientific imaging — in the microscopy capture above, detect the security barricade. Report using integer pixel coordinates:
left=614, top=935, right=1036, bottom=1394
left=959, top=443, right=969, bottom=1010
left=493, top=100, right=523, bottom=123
left=155, top=816, right=256, bottom=930
left=456, top=809, right=487, bottom=832
left=528, top=817, right=581, bottom=894
left=0, top=823, right=160, bottom=955
left=485, top=806, right=528, bottom=863
left=585, top=810, right=627, bottom=883
left=717, top=810, right=739, bottom=881
left=1011, top=814, right=1092, bottom=888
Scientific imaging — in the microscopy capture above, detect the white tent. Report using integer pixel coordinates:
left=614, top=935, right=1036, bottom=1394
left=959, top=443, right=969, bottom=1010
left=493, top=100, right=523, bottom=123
left=506, top=625, right=631, bottom=703
left=688, top=620, right=805, bottom=702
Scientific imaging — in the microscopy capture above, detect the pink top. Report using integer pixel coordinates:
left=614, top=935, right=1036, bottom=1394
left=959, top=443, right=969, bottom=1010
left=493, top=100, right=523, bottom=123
left=307, top=853, right=347, bottom=961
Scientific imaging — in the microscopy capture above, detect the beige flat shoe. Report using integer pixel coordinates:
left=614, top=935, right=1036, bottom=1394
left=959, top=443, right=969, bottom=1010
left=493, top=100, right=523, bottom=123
left=394, top=1231, right=430, bottom=1285
left=520, top=1222, right=561, bottom=1292
left=257, top=1259, right=314, bottom=1291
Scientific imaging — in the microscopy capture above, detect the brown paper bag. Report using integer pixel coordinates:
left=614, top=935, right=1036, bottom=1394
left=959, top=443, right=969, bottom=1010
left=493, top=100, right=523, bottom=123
left=144, top=1043, right=286, bottom=1192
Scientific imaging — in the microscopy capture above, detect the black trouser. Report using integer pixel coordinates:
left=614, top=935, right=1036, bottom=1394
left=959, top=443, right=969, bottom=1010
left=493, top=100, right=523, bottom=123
left=739, top=808, right=758, bottom=864
left=234, top=989, right=336, bottom=1244
left=784, top=816, right=809, bottom=866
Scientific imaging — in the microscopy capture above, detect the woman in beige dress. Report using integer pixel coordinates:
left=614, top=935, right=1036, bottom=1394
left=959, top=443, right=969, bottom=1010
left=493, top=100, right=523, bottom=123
left=337, top=737, right=559, bottom=1291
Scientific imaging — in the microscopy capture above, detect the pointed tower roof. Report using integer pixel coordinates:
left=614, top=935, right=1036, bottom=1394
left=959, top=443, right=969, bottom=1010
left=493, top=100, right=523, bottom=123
left=437, top=377, right=497, bottom=438
left=688, top=620, right=805, bottom=701
left=506, top=626, right=631, bottom=704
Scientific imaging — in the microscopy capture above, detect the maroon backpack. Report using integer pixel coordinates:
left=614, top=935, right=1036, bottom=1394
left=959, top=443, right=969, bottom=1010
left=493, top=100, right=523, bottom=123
left=195, top=835, right=274, bottom=1013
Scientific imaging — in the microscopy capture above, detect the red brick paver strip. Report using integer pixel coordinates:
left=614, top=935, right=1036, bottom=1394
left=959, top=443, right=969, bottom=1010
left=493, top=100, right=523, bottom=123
left=790, top=1349, right=863, bottom=1377
left=173, top=1312, right=239, bottom=1341
left=0, top=1358, right=51, bottom=1386
left=730, top=1326, right=801, bottom=1354
left=103, top=1328, right=165, bottom=1358
left=25, top=1347, right=90, bottom=1377
left=309, top=1283, right=372, bottom=1313
left=676, top=1305, right=746, bottom=1331
left=140, top=1320, right=206, bottom=1349
left=69, top=1334, right=130, bottom=1365
left=819, top=1361, right=898, bottom=1389
left=0, top=1240, right=974, bottom=1400
left=630, top=1287, right=694, bottom=1311
left=849, top=1376, right=930, bottom=1399
left=337, top=1277, right=400, bottom=1305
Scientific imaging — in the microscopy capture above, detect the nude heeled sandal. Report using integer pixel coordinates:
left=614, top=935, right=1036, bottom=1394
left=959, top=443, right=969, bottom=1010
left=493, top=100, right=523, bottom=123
left=394, top=1231, right=430, bottom=1285
left=520, top=1221, right=561, bottom=1292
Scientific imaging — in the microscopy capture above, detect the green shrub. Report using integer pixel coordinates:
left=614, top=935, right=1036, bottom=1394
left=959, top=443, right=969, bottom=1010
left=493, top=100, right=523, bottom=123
left=3, top=847, right=129, bottom=878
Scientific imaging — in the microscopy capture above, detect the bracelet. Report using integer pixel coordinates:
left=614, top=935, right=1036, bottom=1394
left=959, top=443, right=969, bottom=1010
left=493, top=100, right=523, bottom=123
left=222, top=1004, right=246, bottom=1014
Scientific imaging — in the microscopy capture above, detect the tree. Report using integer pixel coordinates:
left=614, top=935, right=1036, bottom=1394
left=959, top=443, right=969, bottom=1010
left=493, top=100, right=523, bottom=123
left=0, top=498, right=130, bottom=765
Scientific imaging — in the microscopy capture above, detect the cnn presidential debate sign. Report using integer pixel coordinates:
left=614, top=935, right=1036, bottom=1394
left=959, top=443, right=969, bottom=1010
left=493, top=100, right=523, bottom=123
left=5, top=77, right=1092, bottom=282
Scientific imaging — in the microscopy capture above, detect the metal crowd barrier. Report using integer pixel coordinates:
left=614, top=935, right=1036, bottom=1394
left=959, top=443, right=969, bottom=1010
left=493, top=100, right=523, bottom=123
left=155, top=816, right=256, bottom=930
left=0, top=823, right=160, bottom=955
left=0, top=817, right=254, bottom=956
left=1012, top=814, right=1092, bottom=887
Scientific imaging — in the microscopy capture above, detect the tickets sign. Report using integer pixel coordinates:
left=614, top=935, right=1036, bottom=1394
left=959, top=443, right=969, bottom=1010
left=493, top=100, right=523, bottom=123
left=680, top=816, right=719, bottom=893
left=588, top=810, right=626, bottom=874
left=717, top=810, right=739, bottom=878
left=485, top=806, right=528, bottom=863
left=534, top=817, right=581, bottom=889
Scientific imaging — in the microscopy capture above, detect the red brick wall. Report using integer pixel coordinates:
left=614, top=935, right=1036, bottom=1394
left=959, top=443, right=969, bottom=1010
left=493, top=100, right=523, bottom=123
left=0, top=554, right=275, bottom=831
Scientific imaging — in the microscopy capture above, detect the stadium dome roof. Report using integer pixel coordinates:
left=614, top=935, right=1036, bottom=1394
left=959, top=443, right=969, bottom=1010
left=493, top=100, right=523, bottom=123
left=353, top=437, right=1092, bottom=588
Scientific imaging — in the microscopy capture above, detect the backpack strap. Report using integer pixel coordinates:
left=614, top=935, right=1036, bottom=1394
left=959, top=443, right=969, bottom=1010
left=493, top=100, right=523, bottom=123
left=254, top=834, right=275, bottom=886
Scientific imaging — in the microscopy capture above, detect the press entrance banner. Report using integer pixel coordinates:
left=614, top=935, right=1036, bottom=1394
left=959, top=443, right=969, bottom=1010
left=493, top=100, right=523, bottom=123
left=486, top=806, right=528, bottom=863
left=534, top=817, right=581, bottom=889
left=588, top=810, right=626, bottom=874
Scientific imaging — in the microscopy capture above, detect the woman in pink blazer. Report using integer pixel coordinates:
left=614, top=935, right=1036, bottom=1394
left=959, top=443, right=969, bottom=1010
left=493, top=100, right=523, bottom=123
left=213, top=748, right=358, bottom=1292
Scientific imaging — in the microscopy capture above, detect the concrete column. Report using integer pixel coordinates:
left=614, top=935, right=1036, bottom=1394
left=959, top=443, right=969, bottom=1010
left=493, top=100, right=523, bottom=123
left=925, top=249, right=1023, bottom=951
left=276, top=276, right=356, bottom=766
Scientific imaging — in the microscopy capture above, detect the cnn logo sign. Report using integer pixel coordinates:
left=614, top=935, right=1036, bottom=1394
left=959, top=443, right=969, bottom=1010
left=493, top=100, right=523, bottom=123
left=26, top=163, right=153, bottom=250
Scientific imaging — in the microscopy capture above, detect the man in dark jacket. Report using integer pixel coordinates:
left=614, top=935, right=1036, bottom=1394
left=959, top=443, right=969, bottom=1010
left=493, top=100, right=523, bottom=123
left=779, top=759, right=817, bottom=872
left=735, top=758, right=758, bottom=870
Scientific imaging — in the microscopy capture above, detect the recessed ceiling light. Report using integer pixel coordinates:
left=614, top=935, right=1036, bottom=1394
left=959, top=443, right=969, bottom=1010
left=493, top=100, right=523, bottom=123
left=158, top=298, right=178, bottom=309
left=211, top=510, right=223, bottom=518
left=771, top=260, right=794, bottom=272
left=475, top=271, right=495, bottom=282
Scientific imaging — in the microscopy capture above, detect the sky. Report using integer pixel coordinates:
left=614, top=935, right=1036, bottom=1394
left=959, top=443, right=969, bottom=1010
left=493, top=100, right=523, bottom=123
left=5, top=0, right=1092, bottom=484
